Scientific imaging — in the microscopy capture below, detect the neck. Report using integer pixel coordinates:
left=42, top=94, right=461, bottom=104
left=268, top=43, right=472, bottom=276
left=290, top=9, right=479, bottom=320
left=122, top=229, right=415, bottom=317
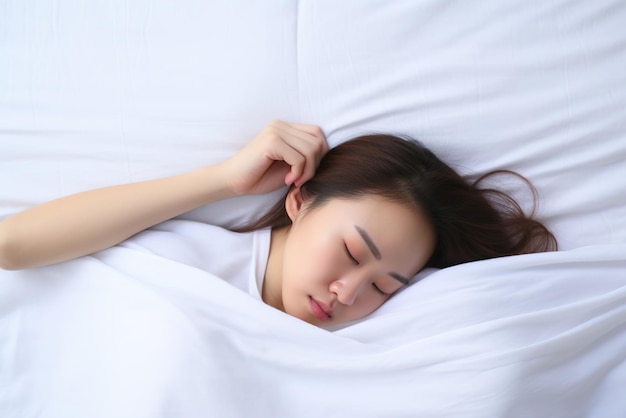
left=263, top=226, right=288, bottom=312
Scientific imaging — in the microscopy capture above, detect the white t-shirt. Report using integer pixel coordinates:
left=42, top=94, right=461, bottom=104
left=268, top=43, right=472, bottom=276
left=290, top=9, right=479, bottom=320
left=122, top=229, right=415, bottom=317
left=119, top=220, right=271, bottom=300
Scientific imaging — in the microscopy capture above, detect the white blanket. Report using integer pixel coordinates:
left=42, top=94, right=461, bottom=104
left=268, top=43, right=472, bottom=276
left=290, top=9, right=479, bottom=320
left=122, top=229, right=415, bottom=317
left=1, top=241, right=625, bottom=417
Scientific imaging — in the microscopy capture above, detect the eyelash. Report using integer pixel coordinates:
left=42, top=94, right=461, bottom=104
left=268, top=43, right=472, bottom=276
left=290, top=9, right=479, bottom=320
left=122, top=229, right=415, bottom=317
left=344, top=243, right=359, bottom=265
left=344, top=243, right=389, bottom=296
left=372, top=283, right=389, bottom=296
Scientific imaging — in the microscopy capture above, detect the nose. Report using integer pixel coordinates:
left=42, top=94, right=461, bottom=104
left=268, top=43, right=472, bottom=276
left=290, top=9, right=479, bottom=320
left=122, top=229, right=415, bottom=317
left=329, top=273, right=368, bottom=306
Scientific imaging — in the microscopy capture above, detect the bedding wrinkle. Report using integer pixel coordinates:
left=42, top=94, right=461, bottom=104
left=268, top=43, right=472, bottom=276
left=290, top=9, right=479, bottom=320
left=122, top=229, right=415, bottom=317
left=553, top=15, right=577, bottom=176
left=112, top=0, right=150, bottom=182
left=550, top=2, right=626, bottom=156
left=114, top=2, right=127, bottom=155
left=142, top=0, right=152, bottom=48
left=504, top=307, right=626, bottom=417
left=293, top=0, right=301, bottom=122
left=518, top=286, right=626, bottom=356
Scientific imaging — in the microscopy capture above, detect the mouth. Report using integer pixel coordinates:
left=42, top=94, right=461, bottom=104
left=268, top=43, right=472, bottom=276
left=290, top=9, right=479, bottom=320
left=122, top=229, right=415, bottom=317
left=309, top=296, right=333, bottom=321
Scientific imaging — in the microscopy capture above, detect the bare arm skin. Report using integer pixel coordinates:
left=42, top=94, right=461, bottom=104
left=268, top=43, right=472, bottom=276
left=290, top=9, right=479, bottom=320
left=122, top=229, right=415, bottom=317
left=0, top=121, right=327, bottom=270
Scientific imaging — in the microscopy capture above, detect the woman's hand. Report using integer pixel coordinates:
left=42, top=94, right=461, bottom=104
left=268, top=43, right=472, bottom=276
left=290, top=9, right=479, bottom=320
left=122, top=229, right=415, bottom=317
left=220, top=121, right=328, bottom=196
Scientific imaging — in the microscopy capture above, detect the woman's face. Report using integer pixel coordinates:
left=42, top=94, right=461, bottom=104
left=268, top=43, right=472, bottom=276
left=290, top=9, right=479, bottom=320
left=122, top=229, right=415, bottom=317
left=275, top=193, right=436, bottom=327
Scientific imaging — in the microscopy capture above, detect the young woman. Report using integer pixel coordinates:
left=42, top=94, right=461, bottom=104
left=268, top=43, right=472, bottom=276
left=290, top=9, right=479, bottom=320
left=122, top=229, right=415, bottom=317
left=0, top=121, right=557, bottom=327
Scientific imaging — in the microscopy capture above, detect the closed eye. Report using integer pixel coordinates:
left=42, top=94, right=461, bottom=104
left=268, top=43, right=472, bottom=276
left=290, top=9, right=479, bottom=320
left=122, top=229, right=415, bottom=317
left=344, top=243, right=359, bottom=265
left=372, top=283, right=390, bottom=296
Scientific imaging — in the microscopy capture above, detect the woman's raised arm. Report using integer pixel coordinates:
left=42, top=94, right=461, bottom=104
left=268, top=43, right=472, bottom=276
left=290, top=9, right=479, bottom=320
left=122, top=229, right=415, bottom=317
left=0, top=121, right=327, bottom=270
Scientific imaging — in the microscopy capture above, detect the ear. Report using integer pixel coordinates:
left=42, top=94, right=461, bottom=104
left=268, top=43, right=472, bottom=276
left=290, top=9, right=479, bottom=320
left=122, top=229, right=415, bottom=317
left=285, top=186, right=307, bottom=222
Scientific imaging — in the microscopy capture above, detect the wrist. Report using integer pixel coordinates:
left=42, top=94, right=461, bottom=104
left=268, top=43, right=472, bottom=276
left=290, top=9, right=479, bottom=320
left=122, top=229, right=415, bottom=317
left=193, top=164, right=238, bottom=202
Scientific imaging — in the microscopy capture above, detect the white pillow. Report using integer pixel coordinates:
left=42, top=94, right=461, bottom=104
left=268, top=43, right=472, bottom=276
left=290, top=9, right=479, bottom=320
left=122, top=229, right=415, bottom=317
left=1, top=0, right=624, bottom=250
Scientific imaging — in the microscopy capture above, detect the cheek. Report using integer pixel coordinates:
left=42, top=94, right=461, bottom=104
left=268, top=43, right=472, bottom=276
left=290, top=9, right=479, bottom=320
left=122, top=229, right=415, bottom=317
left=284, top=252, right=339, bottom=288
left=336, top=300, right=385, bottom=325
left=356, top=296, right=386, bottom=316
left=282, top=235, right=342, bottom=290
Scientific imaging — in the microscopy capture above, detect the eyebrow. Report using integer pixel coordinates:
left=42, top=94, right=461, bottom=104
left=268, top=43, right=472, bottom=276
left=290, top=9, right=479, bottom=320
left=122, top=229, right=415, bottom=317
left=389, top=272, right=410, bottom=286
left=355, top=225, right=381, bottom=259
left=354, top=225, right=411, bottom=286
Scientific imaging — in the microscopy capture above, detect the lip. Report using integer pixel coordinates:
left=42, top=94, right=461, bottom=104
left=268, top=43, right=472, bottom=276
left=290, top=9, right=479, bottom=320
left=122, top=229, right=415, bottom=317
left=309, top=297, right=333, bottom=321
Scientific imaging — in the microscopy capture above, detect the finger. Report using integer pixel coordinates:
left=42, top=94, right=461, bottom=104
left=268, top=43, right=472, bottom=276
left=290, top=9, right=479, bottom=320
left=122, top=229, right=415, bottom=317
left=281, top=121, right=326, bottom=140
left=270, top=121, right=328, bottom=155
left=281, top=122, right=329, bottom=158
left=265, top=135, right=306, bottom=186
left=283, top=152, right=306, bottom=186
left=272, top=137, right=315, bottom=186
left=271, top=124, right=327, bottom=184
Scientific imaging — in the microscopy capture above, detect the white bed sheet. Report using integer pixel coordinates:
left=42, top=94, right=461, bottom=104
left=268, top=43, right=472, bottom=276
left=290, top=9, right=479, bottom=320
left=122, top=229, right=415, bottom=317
left=1, top=0, right=626, bottom=417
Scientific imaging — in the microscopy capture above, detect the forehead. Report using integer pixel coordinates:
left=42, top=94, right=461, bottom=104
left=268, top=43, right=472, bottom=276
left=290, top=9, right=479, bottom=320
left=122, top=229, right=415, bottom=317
left=308, top=196, right=433, bottom=248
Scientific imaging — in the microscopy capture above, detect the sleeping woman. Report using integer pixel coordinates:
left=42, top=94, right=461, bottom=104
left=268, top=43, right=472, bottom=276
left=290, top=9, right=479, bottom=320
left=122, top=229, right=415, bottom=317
left=0, top=120, right=557, bottom=327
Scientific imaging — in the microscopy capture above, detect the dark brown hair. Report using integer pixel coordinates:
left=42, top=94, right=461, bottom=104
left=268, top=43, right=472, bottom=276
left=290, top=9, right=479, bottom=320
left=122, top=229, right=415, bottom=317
left=234, top=134, right=557, bottom=268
